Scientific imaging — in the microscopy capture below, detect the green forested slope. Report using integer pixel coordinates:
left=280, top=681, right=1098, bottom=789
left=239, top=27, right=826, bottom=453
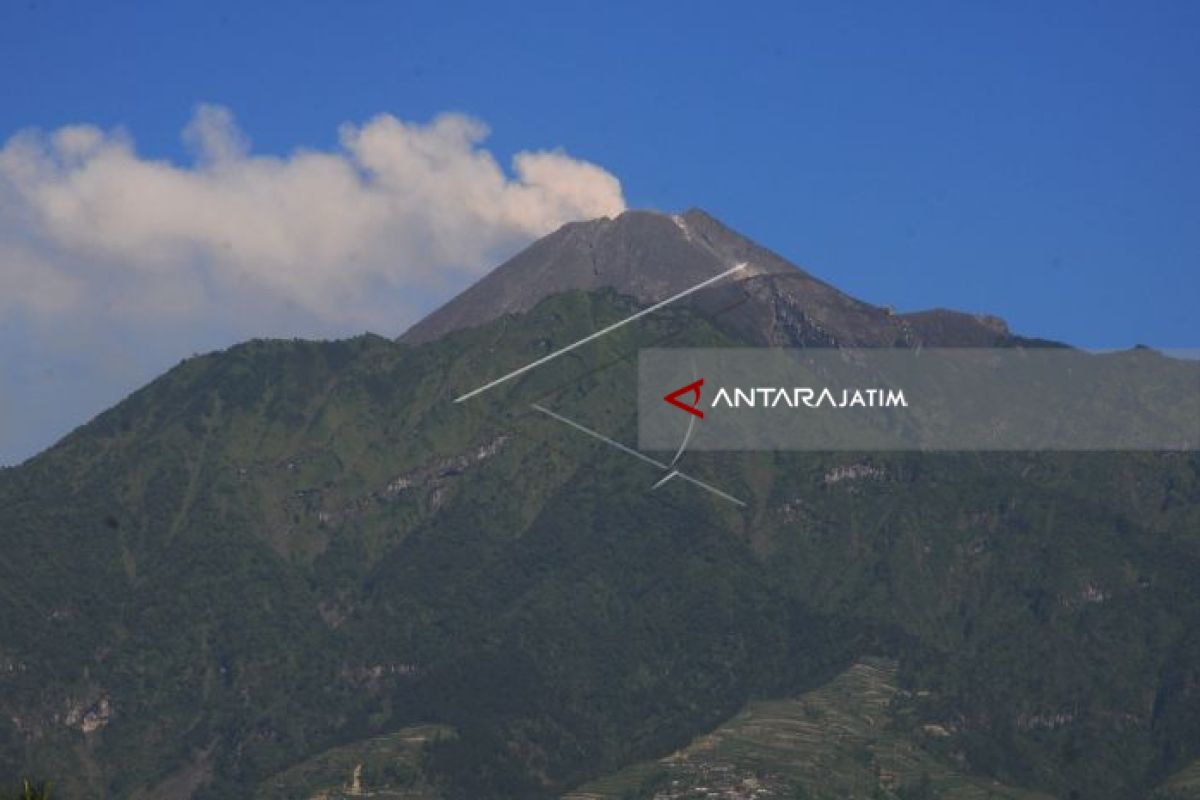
left=1, top=289, right=1198, bottom=799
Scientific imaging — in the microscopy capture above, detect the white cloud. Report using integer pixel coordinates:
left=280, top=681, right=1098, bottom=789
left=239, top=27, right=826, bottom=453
left=0, top=105, right=625, bottom=328
left=0, top=106, right=626, bottom=464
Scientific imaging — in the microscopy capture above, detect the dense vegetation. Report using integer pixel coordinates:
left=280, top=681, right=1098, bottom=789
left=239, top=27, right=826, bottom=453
left=1, top=289, right=1198, bottom=798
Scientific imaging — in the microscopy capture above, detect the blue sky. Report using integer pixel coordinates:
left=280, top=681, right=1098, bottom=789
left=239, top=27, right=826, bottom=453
left=1, top=0, right=1197, bottom=463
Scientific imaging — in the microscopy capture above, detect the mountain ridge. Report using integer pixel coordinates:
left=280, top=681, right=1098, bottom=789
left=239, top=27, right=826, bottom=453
left=400, top=208, right=1015, bottom=349
left=0, top=215, right=1195, bottom=800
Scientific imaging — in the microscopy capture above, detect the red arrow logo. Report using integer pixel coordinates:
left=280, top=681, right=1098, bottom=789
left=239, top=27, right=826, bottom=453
left=664, top=378, right=705, bottom=419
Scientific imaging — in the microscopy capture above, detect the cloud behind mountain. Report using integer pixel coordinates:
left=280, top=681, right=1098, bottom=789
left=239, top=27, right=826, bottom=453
left=0, top=105, right=626, bottom=464
left=0, top=104, right=625, bottom=327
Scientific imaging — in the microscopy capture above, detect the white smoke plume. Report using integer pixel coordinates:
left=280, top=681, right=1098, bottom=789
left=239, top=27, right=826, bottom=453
left=0, top=106, right=627, bottom=463
left=0, top=104, right=625, bottom=327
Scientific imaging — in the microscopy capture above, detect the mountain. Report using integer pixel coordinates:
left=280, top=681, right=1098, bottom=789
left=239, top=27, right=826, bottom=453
left=402, top=208, right=1013, bottom=348
left=1, top=211, right=1198, bottom=800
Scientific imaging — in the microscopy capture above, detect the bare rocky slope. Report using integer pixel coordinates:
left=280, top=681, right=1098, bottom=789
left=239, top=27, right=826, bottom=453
left=401, top=208, right=1012, bottom=349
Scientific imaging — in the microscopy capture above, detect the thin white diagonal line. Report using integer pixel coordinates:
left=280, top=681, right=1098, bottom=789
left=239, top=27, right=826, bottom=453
left=650, top=470, right=679, bottom=489
left=530, top=404, right=746, bottom=507
left=453, top=262, right=746, bottom=403
left=669, top=410, right=696, bottom=467
left=531, top=404, right=667, bottom=469
left=671, top=471, right=747, bottom=507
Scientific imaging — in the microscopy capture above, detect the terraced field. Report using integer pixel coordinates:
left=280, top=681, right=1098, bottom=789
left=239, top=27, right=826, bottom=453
left=1153, top=759, right=1200, bottom=799
left=566, top=659, right=1054, bottom=800
left=254, top=724, right=451, bottom=800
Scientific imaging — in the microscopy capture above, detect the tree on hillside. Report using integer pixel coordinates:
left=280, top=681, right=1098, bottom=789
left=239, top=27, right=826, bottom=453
left=2, top=780, right=52, bottom=800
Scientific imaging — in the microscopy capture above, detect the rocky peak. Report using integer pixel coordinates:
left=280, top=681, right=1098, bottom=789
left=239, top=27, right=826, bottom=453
left=399, top=208, right=1014, bottom=349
